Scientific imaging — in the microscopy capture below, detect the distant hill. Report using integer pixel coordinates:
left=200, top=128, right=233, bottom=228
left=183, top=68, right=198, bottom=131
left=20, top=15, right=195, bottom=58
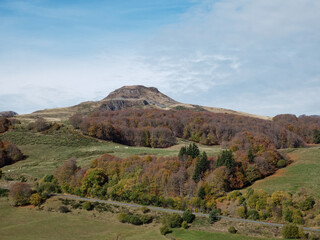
left=16, top=85, right=271, bottom=121
left=0, top=111, right=18, bottom=118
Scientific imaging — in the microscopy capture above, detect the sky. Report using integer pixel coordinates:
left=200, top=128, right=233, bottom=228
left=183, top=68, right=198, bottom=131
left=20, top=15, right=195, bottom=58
left=0, top=0, right=319, bottom=117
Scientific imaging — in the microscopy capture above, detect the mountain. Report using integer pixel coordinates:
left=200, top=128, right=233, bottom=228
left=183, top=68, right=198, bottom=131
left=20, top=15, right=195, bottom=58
left=0, top=111, right=18, bottom=118
left=17, top=85, right=271, bottom=121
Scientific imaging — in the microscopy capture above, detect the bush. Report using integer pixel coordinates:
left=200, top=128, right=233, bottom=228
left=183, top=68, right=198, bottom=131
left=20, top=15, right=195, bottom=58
left=283, top=208, right=293, bottom=222
left=160, top=225, right=171, bottom=235
left=117, top=212, right=143, bottom=225
left=30, top=193, right=43, bottom=206
left=183, top=209, right=195, bottom=223
left=0, top=188, right=9, bottom=197
left=9, top=182, right=32, bottom=206
left=58, top=205, right=70, bottom=213
left=228, top=226, right=237, bottom=234
left=140, top=215, right=153, bottom=224
left=209, top=209, right=220, bottom=223
left=236, top=206, right=247, bottom=218
left=277, top=159, right=286, bottom=168
left=181, top=221, right=188, bottom=229
left=82, top=201, right=93, bottom=211
left=127, top=215, right=142, bottom=225
left=247, top=209, right=259, bottom=220
left=281, top=224, right=301, bottom=239
left=118, top=213, right=127, bottom=223
left=161, top=213, right=183, bottom=228
left=140, top=206, right=150, bottom=214
left=299, top=196, right=315, bottom=211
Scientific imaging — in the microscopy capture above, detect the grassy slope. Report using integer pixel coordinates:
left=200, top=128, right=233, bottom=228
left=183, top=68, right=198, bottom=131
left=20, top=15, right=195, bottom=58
left=0, top=127, right=221, bottom=179
left=250, top=145, right=320, bottom=197
left=0, top=198, right=165, bottom=240
left=170, top=229, right=282, bottom=240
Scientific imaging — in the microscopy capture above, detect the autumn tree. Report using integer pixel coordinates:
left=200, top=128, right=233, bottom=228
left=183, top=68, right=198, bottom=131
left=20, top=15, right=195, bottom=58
left=53, top=157, right=78, bottom=186
left=9, top=182, right=32, bottom=206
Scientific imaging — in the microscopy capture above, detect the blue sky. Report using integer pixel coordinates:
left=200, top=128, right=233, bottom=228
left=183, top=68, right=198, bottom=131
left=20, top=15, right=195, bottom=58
left=0, top=0, right=319, bottom=116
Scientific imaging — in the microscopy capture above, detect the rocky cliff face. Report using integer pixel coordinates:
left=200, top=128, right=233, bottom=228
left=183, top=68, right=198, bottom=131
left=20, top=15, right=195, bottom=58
left=96, top=85, right=178, bottom=111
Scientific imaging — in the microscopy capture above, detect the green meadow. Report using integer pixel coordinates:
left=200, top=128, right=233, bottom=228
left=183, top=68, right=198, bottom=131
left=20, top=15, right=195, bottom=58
left=0, top=198, right=165, bottom=240
left=251, top=145, right=320, bottom=197
left=0, top=127, right=221, bottom=179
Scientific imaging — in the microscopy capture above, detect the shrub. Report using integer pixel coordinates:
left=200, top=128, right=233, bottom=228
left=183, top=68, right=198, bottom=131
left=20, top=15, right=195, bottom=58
left=247, top=209, right=259, bottom=220
left=127, top=215, right=142, bottom=225
left=236, top=206, right=247, bottom=219
left=183, top=209, right=195, bottom=223
left=209, top=209, right=219, bottom=223
left=281, top=224, right=301, bottom=239
left=161, top=213, right=182, bottom=228
left=0, top=188, right=9, bottom=197
left=160, top=225, right=171, bottom=235
left=181, top=221, right=188, bottom=229
left=118, top=213, right=128, bottom=223
left=299, top=196, right=315, bottom=211
left=228, top=226, right=237, bottom=234
left=58, top=205, right=70, bottom=213
left=292, top=209, right=304, bottom=225
left=30, top=193, right=43, bottom=206
left=140, top=215, right=153, bottom=224
left=283, top=208, right=293, bottom=222
left=82, top=201, right=93, bottom=211
left=117, top=212, right=143, bottom=225
left=9, top=182, right=32, bottom=206
left=277, top=160, right=286, bottom=168
left=140, top=206, right=150, bottom=214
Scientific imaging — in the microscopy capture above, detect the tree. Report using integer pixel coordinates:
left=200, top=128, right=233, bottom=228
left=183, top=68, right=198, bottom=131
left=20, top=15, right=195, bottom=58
left=186, top=143, right=200, bottom=158
left=192, top=152, right=209, bottom=182
left=9, top=182, right=32, bottom=206
left=248, top=148, right=254, bottom=163
left=209, top=208, right=219, bottom=223
left=53, top=157, right=78, bottom=186
left=30, top=193, right=42, bottom=206
left=182, top=209, right=195, bottom=223
left=197, top=186, right=206, bottom=199
left=216, top=150, right=235, bottom=169
left=313, top=129, right=320, bottom=144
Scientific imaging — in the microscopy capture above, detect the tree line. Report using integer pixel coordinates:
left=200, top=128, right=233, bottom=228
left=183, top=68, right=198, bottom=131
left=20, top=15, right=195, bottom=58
left=69, top=109, right=306, bottom=148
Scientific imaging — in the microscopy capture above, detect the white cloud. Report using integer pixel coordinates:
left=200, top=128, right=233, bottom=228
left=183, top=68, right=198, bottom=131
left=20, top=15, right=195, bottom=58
left=1, top=0, right=320, bottom=116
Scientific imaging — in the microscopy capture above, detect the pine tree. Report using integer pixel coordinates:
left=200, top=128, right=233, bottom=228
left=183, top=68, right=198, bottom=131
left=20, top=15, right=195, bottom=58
left=198, top=186, right=205, bottom=199
left=248, top=148, right=254, bottom=163
left=192, top=152, right=209, bottom=182
left=178, top=146, right=187, bottom=159
left=216, top=150, right=235, bottom=169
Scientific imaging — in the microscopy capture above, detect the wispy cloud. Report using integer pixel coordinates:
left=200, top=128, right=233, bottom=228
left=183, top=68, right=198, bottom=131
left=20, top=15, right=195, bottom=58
left=0, top=0, right=319, bottom=116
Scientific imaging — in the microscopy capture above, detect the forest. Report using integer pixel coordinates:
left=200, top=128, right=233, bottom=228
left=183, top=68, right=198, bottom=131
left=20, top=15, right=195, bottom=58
left=68, top=109, right=320, bottom=149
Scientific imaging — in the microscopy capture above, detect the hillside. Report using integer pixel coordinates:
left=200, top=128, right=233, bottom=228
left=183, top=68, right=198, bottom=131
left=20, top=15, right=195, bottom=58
left=16, top=85, right=271, bottom=121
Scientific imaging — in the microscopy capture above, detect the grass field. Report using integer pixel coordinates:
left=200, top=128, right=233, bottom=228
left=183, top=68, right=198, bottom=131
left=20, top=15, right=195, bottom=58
left=250, top=145, right=320, bottom=197
left=0, top=197, right=165, bottom=240
left=169, top=229, right=283, bottom=240
left=0, top=127, right=221, bottom=179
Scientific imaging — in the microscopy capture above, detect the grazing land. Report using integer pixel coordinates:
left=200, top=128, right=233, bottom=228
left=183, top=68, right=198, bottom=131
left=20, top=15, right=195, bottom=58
left=250, top=145, right=320, bottom=197
left=0, top=127, right=221, bottom=179
left=0, top=197, right=165, bottom=240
